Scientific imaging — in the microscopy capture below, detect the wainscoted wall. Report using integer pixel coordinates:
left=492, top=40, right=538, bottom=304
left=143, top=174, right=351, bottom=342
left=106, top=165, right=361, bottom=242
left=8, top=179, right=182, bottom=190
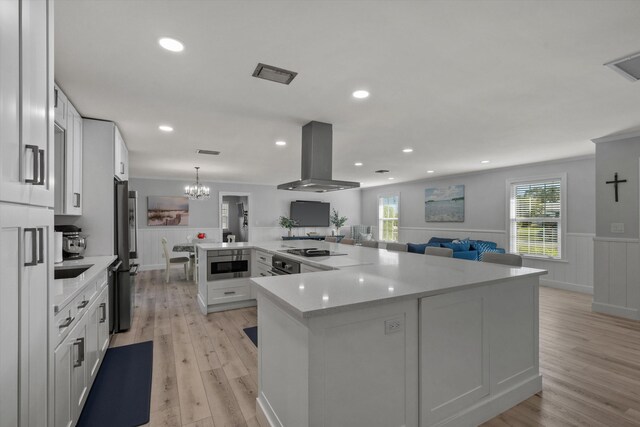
left=373, top=226, right=595, bottom=294
left=592, top=237, right=640, bottom=320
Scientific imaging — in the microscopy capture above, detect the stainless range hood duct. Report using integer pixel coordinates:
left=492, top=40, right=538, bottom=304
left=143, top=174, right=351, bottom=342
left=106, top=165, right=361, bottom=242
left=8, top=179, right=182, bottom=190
left=277, top=121, right=360, bottom=192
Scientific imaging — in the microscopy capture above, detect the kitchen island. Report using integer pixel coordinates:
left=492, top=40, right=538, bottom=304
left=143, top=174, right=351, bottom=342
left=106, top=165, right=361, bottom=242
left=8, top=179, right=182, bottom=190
left=196, top=240, right=546, bottom=427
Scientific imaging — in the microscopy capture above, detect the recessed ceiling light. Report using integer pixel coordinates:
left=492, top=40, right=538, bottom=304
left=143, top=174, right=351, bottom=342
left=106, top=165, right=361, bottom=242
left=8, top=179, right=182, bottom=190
left=275, top=140, right=287, bottom=146
left=158, top=125, right=173, bottom=132
left=352, top=90, right=369, bottom=99
left=481, top=160, right=490, bottom=164
left=402, top=148, right=413, bottom=153
left=158, top=37, right=184, bottom=52
left=427, top=170, right=435, bottom=174
left=388, top=177, right=395, bottom=180
left=354, top=162, right=363, bottom=166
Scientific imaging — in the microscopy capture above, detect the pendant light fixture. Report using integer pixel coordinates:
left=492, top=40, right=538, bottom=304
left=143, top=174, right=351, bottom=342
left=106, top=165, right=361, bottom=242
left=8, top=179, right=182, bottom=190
left=185, top=166, right=210, bottom=200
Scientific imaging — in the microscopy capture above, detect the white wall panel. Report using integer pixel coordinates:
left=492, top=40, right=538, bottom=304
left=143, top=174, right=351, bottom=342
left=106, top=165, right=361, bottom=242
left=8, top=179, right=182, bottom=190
left=592, top=237, right=640, bottom=320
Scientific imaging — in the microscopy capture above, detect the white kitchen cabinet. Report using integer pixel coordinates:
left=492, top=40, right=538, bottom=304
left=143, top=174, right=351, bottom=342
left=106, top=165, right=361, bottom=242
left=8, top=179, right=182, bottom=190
left=53, top=270, right=109, bottom=427
left=54, top=84, right=68, bottom=129
left=96, top=288, right=110, bottom=358
left=55, top=97, right=83, bottom=215
left=114, top=126, right=128, bottom=181
left=0, top=0, right=54, bottom=208
left=0, top=202, right=53, bottom=427
left=69, top=321, right=88, bottom=424
left=86, top=286, right=108, bottom=386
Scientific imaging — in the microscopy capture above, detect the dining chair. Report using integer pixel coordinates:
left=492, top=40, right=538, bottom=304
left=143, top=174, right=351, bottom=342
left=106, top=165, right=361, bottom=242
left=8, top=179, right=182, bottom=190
left=325, top=236, right=338, bottom=243
left=386, top=242, right=408, bottom=252
left=340, top=238, right=356, bottom=245
left=161, top=237, right=190, bottom=283
left=424, top=247, right=454, bottom=257
left=361, top=240, right=379, bottom=248
left=481, top=252, right=523, bottom=267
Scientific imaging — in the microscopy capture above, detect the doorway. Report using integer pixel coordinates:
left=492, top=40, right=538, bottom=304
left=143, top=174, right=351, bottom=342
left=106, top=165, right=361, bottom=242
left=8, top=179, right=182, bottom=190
left=219, top=192, right=250, bottom=243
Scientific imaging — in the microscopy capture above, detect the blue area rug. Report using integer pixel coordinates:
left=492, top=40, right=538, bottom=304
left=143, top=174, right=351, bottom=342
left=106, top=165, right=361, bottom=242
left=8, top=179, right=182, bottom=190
left=77, top=341, right=153, bottom=427
left=243, top=326, right=258, bottom=347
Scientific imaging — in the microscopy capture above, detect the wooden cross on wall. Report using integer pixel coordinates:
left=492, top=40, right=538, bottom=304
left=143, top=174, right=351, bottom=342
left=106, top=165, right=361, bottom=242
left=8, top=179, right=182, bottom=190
left=606, top=172, right=627, bottom=202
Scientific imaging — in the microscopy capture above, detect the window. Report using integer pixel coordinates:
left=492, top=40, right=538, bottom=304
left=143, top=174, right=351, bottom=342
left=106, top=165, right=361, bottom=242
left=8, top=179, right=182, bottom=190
left=508, top=175, right=565, bottom=259
left=221, top=202, right=229, bottom=229
left=378, top=194, right=399, bottom=242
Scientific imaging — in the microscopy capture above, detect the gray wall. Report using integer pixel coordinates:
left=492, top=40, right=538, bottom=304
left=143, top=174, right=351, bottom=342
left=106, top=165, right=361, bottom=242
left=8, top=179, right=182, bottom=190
left=129, top=177, right=362, bottom=233
left=361, top=156, right=595, bottom=236
left=595, top=136, right=640, bottom=238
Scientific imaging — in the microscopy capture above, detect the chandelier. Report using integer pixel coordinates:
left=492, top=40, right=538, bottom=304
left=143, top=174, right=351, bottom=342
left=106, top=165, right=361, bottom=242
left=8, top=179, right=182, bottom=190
left=184, top=167, right=210, bottom=200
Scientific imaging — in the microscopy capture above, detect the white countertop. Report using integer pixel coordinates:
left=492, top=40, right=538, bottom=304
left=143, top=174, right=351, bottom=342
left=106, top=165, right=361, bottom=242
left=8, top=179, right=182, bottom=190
left=196, top=240, right=546, bottom=318
left=53, top=255, right=117, bottom=312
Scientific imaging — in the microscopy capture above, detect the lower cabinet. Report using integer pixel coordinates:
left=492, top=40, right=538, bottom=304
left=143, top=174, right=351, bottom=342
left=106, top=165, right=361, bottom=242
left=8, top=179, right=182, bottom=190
left=54, top=283, right=109, bottom=427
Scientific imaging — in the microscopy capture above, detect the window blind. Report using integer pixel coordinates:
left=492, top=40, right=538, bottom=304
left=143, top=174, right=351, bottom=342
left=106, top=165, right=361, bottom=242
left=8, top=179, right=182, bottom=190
left=378, top=195, right=399, bottom=242
left=510, top=179, right=562, bottom=258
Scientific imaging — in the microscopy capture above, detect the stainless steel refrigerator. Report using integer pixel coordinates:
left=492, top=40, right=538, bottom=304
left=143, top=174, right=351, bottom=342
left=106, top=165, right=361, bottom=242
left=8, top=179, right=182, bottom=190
left=112, top=181, right=138, bottom=332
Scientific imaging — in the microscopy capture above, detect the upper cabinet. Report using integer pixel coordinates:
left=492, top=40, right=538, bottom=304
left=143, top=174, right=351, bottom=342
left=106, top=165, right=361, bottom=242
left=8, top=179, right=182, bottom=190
left=54, top=85, right=83, bottom=215
left=0, top=0, right=54, bottom=208
left=114, top=127, right=129, bottom=181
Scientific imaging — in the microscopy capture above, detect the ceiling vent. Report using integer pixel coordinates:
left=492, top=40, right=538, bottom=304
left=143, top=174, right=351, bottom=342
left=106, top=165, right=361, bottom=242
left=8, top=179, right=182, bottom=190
left=375, top=169, right=390, bottom=174
left=605, top=51, right=640, bottom=81
left=252, top=63, right=297, bottom=85
left=197, top=149, right=220, bottom=155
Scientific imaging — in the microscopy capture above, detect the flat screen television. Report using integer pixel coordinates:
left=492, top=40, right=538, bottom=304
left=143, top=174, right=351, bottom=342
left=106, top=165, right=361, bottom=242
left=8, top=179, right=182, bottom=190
left=290, top=201, right=330, bottom=227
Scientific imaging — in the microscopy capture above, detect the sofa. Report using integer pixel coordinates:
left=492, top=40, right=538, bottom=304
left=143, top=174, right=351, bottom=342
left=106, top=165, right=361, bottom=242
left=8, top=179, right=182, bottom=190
left=407, top=237, right=505, bottom=261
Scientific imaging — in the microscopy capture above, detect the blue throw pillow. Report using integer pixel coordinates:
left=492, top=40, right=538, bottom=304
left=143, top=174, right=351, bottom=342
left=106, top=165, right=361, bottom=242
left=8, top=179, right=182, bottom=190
left=475, top=240, right=498, bottom=251
left=441, top=242, right=471, bottom=252
left=453, top=250, right=479, bottom=261
left=407, top=243, right=429, bottom=254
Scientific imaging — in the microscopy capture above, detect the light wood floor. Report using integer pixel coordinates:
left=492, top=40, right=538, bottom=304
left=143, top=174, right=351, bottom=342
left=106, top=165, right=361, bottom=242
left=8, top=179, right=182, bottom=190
left=112, top=270, right=640, bottom=427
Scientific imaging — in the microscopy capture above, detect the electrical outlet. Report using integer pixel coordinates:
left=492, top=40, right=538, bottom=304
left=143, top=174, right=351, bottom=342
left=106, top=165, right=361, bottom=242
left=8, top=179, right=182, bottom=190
left=611, top=223, right=625, bottom=233
left=384, top=318, right=403, bottom=335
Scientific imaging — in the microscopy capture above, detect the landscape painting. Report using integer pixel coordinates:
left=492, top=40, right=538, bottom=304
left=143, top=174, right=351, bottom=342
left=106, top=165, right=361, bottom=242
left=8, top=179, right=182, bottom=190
left=147, top=196, right=190, bottom=226
left=425, top=185, right=465, bottom=222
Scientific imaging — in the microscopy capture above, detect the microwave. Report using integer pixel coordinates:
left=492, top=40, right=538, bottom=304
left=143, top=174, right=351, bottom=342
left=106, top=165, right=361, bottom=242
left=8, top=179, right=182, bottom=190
left=207, top=249, right=251, bottom=281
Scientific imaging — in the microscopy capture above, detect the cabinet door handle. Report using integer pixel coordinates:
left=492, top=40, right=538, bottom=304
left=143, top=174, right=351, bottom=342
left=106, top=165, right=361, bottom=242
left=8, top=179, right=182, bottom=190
left=74, top=192, right=81, bottom=207
left=120, top=161, right=124, bottom=174
left=24, top=145, right=39, bottom=184
left=58, top=316, right=74, bottom=329
left=259, top=256, right=266, bottom=261
left=99, top=303, right=106, bottom=323
left=37, top=227, right=44, bottom=264
left=36, top=149, right=45, bottom=185
left=73, top=337, right=85, bottom=367
left=24, top=228, right=38, bottom=266
left=77, top=300, right=89, bottom=309
left=54, top=88, right=58, bottom=108
left=224, top=291, right=236, bottom=295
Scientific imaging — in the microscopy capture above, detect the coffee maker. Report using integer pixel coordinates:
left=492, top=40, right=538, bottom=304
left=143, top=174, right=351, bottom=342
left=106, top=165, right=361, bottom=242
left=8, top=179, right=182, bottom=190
left=55, top=225, right=87, bottom=260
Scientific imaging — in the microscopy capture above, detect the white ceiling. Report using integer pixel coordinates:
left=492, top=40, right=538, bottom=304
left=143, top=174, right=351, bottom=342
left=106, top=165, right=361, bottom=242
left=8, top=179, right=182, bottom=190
left=55, top=0, right=640, bottom=188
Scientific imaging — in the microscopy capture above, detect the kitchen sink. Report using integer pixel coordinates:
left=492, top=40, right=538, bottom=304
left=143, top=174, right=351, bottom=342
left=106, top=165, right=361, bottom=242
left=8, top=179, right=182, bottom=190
left=54, top=265, right=93, bottom=280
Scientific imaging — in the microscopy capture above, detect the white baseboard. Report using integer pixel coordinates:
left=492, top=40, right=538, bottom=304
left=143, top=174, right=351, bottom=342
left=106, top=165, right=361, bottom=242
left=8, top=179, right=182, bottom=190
left=592, top=302, right=640, bottom=320
left=540, top=279, right=593, bottom=295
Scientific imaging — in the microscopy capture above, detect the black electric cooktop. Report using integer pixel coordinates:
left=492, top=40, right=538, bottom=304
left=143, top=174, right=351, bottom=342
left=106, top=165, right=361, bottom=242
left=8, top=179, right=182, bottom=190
left=280, top=248, right=347, bottom=257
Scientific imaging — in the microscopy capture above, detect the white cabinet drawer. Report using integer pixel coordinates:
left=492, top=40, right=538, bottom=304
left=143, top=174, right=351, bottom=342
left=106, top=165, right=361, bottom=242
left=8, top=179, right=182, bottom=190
left=256, top=250, right=272, bottom=267
left=207, top=285, right=251, bottom=305
left=254, top=263, right=273, bottom=278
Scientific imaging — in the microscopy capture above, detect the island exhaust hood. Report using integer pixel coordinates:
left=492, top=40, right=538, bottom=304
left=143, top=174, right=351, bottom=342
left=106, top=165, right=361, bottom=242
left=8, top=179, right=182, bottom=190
left=277, top=121, right=360, bottom=192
